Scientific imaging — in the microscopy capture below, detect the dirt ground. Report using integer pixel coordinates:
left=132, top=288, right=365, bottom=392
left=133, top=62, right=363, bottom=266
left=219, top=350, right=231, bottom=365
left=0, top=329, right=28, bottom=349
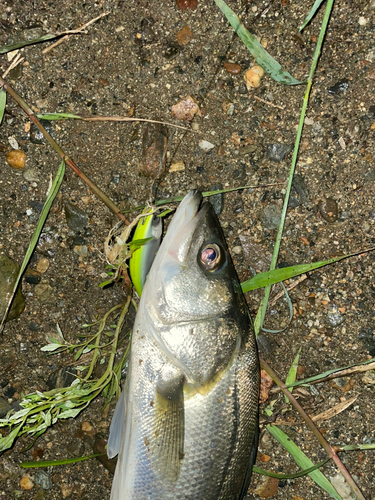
left=1, top=0, right=375, bottom=499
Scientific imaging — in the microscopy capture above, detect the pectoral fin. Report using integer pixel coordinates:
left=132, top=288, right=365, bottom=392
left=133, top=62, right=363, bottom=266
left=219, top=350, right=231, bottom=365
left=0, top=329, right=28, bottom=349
left=151, top=377, right=185, bottom=483
left=107, top=379, right=128, bottom=459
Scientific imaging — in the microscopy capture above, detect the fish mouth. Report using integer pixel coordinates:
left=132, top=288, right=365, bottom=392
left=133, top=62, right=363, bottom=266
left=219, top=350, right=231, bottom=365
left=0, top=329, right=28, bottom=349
left=165, top=190, right=210, bottom=264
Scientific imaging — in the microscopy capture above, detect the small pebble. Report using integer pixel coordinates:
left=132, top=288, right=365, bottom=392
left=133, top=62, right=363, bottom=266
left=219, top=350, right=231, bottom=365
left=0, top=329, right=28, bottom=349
left=22, top=167, right=39, bottom=183
left=176, top=26, right=193, bottom=45
left=289, top=174, right=309, bottom=208
left=28, top=321, right=41, bottom=331
left=73, top=245, right=88, bottom=258
left=9, top=64, right=23, bottom=80
left=34, top=283, right=53, bottom=302
left=327, top=304, right=345, bottom=327
left=169, top=161, right=185, bottom=172
left=266, top=143, right=292, bottom=162
left=8, top=136, right=19, bottom=149
left=34, top=470, right=52, bottom=490
left=30, top=119, right=53, bottom=144
left=82, top=421, right=94, bottom=433
left=263, top=204, right=282, bottom=230
left=232, top=246, right=242, bottom=255
left=36, top=258, right=50, bottom=273
left=362, top=371, right=375, bottom=385
left=244, top=65, right=264, bottom=89
left=328, top=80, right=349, bottom=95
left=20, top=475, right=34, bottom=490
left=6, top=149, right=26, bottom=169
left=358, top=16, right=368, bottom=26
left=176, top=0, right=197, bottom=10
left=24, top=268, right=42, bottom=284
left=223, top=62, right=241, bottom=75
left=199, top=140, right=215, bottom=152
left=64, top=203, right=88, bottom=232
left=254, top=476, right=279, bottom=498
left=318, top=198, right=338, bottom=223
left=171, top=96, right=200, bottom=121
left=209, top=184, right=224, bottom=216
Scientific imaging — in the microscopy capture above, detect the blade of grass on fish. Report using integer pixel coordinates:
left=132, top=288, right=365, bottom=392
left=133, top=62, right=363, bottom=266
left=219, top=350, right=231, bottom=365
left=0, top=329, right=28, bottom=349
left=287, top=357, right=375, bottom=388
left=0, top=160, right=65, bottom=335
left=253, top=457, right=330, bottom=479
left=20, top=454, right=103, bottom=468
left=300, top=0, right=326, bottom=32
left=0, top=88, right=6, bottom=125
left=267, top=425, right=343, bottom=500
left=284, top=347, right=301, bottom=403
left=214, top=0, right=302, bottom=85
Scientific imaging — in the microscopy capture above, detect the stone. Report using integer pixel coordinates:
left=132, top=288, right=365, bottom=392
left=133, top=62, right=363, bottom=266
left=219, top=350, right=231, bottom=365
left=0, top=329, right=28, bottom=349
left=34, top=283, right=53, bottom=302
left=64, top=203, right=88, bottom=232
left=30, top=119, right=53, bottom=145
left=266, top=143, right=292, bottom=162
left=0, top=254, right=25, bottom=322
left=5, top=149, right=26, bottom=169
left=263, top=204, right=282, bottom=230
left=244, top=65, right=264, bottom=89
left=319, top=198, right=338, bottom=223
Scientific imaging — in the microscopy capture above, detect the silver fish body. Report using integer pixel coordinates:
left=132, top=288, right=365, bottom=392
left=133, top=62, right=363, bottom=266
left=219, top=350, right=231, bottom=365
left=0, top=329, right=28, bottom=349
left=108, top=191, right=259, bottom=500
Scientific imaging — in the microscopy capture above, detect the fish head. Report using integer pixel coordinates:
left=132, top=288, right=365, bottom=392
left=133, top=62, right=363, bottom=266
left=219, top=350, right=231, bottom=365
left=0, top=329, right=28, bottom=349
left=143, top=191, right=245, bottom=326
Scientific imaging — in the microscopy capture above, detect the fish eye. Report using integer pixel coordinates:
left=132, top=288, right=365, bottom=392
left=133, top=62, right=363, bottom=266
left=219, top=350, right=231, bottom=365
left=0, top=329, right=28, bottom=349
left=199, top=244, right=223, bottom=271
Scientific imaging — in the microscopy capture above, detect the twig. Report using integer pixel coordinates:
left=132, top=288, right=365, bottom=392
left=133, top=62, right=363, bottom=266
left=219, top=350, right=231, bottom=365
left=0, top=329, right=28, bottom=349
left=73, top=115, right=196, bottom=132
left=260, top=357, right=367, bottom=500
left=0, top=76, right=130, bottom=225
left=42, top=12, right=110, bottom=54
left=253, top=95, right=285, bottom=110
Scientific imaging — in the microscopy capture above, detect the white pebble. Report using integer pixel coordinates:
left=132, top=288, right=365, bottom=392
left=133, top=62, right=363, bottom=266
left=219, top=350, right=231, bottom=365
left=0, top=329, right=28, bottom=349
left=358, top=16, right=367, bottom=25
left=199, top=140, right=215, bottom=152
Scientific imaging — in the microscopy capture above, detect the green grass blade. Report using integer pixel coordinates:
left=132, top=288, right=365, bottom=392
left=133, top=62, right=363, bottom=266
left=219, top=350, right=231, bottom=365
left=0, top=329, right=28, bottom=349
left=267, top=425, right=343, bottom=500
left=0, top=161, right=65, bottom=332
left=252, top=0, right=335, bottom=338
left=214, top=0, right=302, bottom=85
left=287, top=357, right=375, bottom=388
left=0, top=33, right=65, bottom=54
left=300, top=0, right=326, bottom=31
left=20, top=453, right=103, bottom=468
left=125, top=184, right=274, bottom=213
left=37, top=112, right=82, bottom=121
left=284, top=347, right=301, bottom=402
left=241, top=254, right=350, bottom=293
left=0, top=88, right=6, bottom=125
left=253, top=457, right=330, bottom=479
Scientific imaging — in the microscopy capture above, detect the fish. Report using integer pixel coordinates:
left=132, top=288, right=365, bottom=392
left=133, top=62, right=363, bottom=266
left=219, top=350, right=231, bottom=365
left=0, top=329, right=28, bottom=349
left=107, top=190, right=259, bottom=500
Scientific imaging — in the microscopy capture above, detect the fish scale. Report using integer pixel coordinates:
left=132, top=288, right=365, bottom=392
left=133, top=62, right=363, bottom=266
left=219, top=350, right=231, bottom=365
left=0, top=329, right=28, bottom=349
left=108, top=190, right=259, bottom=500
